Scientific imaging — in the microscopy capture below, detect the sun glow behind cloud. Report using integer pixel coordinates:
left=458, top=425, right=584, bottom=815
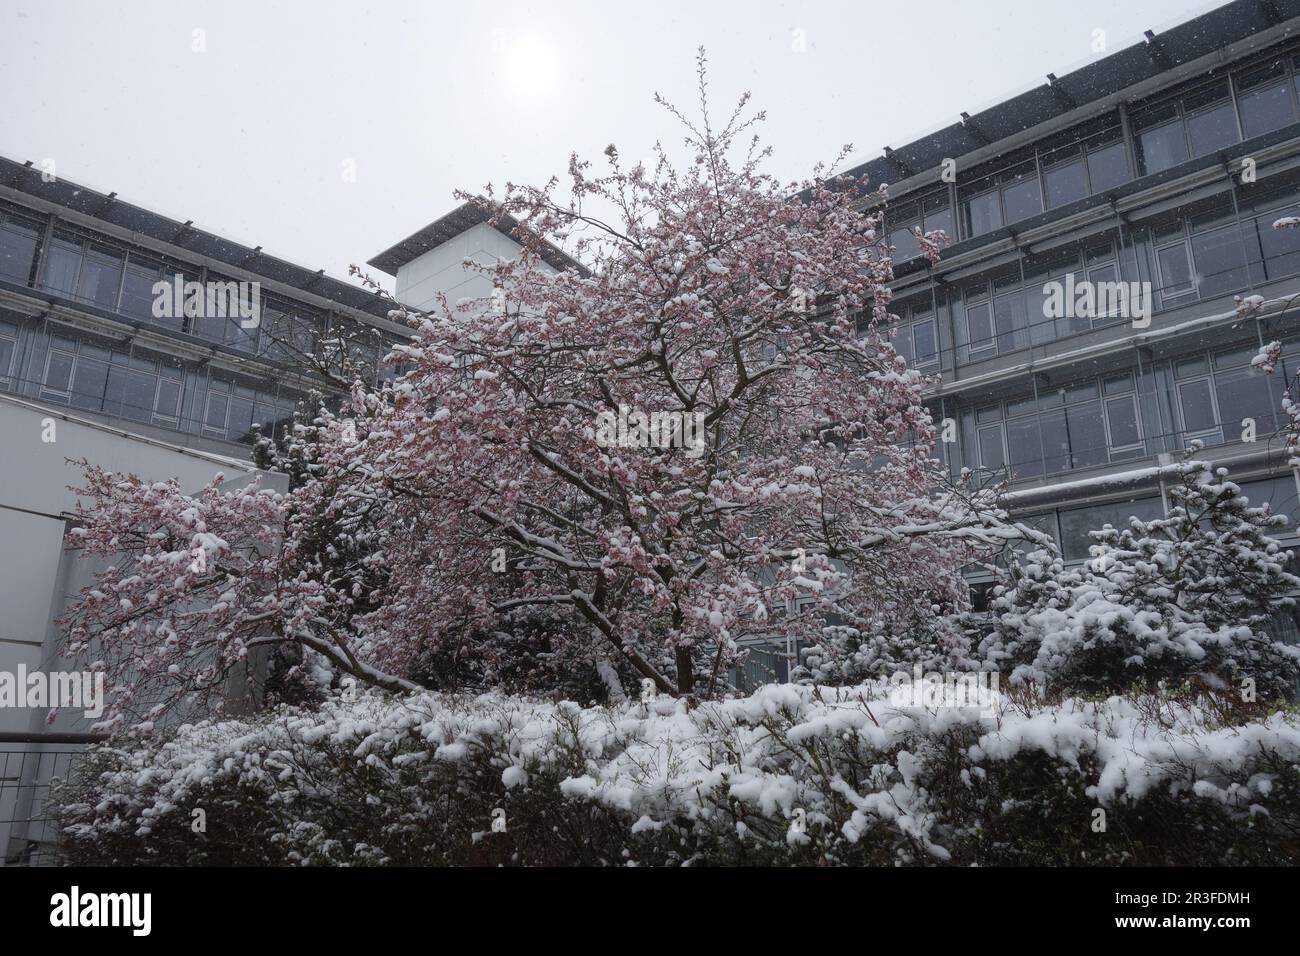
left=498, top=32, right=561, bottom=101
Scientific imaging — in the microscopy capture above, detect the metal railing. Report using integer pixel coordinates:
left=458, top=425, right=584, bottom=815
left=0, top=731, right=107, bottom=867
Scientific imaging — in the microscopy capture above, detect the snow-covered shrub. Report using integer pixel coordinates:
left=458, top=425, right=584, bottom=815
left=979, top=460, right=1300, bottom=696
left=794, top=615, right=975, bottom=685
left=54, top=681, right=1300, bottom=866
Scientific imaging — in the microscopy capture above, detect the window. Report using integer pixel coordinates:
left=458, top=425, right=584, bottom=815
left=1086, top=141, right=1129, bottom=192
left=1183, top=82, right=1240, bottom=158
left=1134, top=105, right=1189, bottom=175
left=1236, top=62, right=1296, bottom=138
left=889, top=223, right=921, bottom=262
left=1190, top=225, right=1261, bottom=298
left=0, top=323, right=16, bottom=388
left=977, top=422, right=1006, bottom=472
left=42, top=345, right=74, bottom=394
left=964, top=191, right=1002, bottom=238
left=1257, top=211, right=1300, bottom=279
left=69, top=352, right=109, bottom=411
left=1156, top=241, right=1195, bottom=300
left=1214, top=362, right=1277, bottom=437
left=911, top=315, right=938, bottom=367
left=1064, top=400, right=1108, bottom=469
left=1005, top=413, right=1044, bottom=479
left=76, top=244, right=123, bottom=309
left=1104, top=394, right=1142, bottom=451
left=1086, top=263, right=1121, bottom=323
left=1178, top=377, right=1219, bottom=438
left=1044, top=155, right=1089, bottom=208
left=993, top=290, right=1027, bottom=353
left=42, top=237, right=82, bottom=297
left=120, top=256, right=168, bottom=322
left=966, top=300, right=995, bottom=353
left=922, top=193, right=955, bottom=240
left=0, top=216, right=39, bottom=285
left=1001, top=171, right=1042, bottom=224
left=1059, top=496, right=1164, bottom=560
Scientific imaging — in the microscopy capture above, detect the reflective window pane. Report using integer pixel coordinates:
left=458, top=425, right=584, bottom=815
left=966, top=301, right=995, bottom=352
left=1105, top=396, right=1141, bottom=448
left=1044, top=158, right=1088, bottom=208
left=70, top=358, right=108, bottom=411
left=911, top=318, right=938, bottom=366
left=43, top=240, right=81, bottom=296
left=1186, top=103, right=1239, bottom=157
left=1066, top=401, right=1107, bottom=469
left=1157, top=243, right=1195, bottom=297
left=1001, top=175, right=1042, bottom=223
left=1136, top=122, right=1189, bottom=175
left=1215, top=365, right=1277, bottom=434
left=964, top=192, right=1002, bottom=238
left=1238, top=80, right=1295, bottom=138
left=1006, top=415, right=1044, bottom=479
left=1178, top=378, right=1217, bottom=432
left=0, top=221, right=38, bottom=284
left=1087, top=142, right=1130, bottom=192
left=978, top=424, right=1005, bottom=471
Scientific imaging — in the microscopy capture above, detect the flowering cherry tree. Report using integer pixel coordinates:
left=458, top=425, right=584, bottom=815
left=64, top=55, right=1038, bottom=727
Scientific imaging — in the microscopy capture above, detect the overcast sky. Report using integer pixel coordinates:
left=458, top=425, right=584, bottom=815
left=1, top=0, right=1227, bottom=291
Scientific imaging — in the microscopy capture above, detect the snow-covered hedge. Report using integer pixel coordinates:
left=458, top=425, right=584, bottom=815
left=55, top=681, right=1300, bottom=865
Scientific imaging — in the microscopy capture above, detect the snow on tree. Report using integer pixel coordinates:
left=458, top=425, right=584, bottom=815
left=62, top=54, right=1039, bottom=727
left=979, top=456, right=1300, bottom=696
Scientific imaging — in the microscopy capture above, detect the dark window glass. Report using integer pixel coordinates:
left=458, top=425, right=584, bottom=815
left=1085, top=264, right=1122, bottom=322
left=1039, top=406, right=1070, bottom=473
left=1258, top=214, right=1300, bottom=278
left=228, top=395, right=256, bottom=442
left=43, top=239, right=81, bottom=296
left=1044, top=158, right=1088, bottom=208
left=1006, top=415, right=1044, bottom=479
left=966, top=301, right=995, bottom=352
left=1215, top=365, right=1277, bottom=434
left=994, top=292, right=1026, bottom=353
left=1190, top=226, right=1260, bottom=297
left=44, top=350, right=73, bottom=392
left=156, top=378, right=182, bottom=419
left=205, top=391, right=229, bottom=430
left=890, top=225, right=920, bottom=262
left=923, top=195, right=955, bottom=240
left=1001, top=175, right=1042, bottom=223
left=978, top=424, right=1005, bottom=471
left=1178, top=378, right=1218, bottom=433
left=121, top=259, right=166, bottom=321
left=1087, top=142, right=1129, bottom=192
left=1105, top=396, right=1141, bottom=447
left=1066, top=400, right=1107, bottom=469
left=1187, top=103, right=1239, bottom=157
left=1238, top=80, right=1295, bottom=138
left=70, top=358, right=108, bottom=411
left=0, top=220, right=38, bottom=284
left=1136, top=121, right=1188, bottom=175
left=107, top=366, right=156, bottom=423
left=0, top=336, right=14, bottom=383
left=964, top=192, right=1002, bottom=238
left=79, top=249, right=122, bottom=309
left=1157, top=243, right=1195, bottom=298
left=912, top=318, right=937, bottom=366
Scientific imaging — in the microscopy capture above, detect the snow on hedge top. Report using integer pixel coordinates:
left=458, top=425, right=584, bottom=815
left=64, top=681, right=1300, bottom=860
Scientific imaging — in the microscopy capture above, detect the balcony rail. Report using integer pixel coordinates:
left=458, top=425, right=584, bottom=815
left=0, top=731, right=108, bottom=867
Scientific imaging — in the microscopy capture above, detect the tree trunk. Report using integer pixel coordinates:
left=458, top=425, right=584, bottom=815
left=675, top=646, right=695, bottom=696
